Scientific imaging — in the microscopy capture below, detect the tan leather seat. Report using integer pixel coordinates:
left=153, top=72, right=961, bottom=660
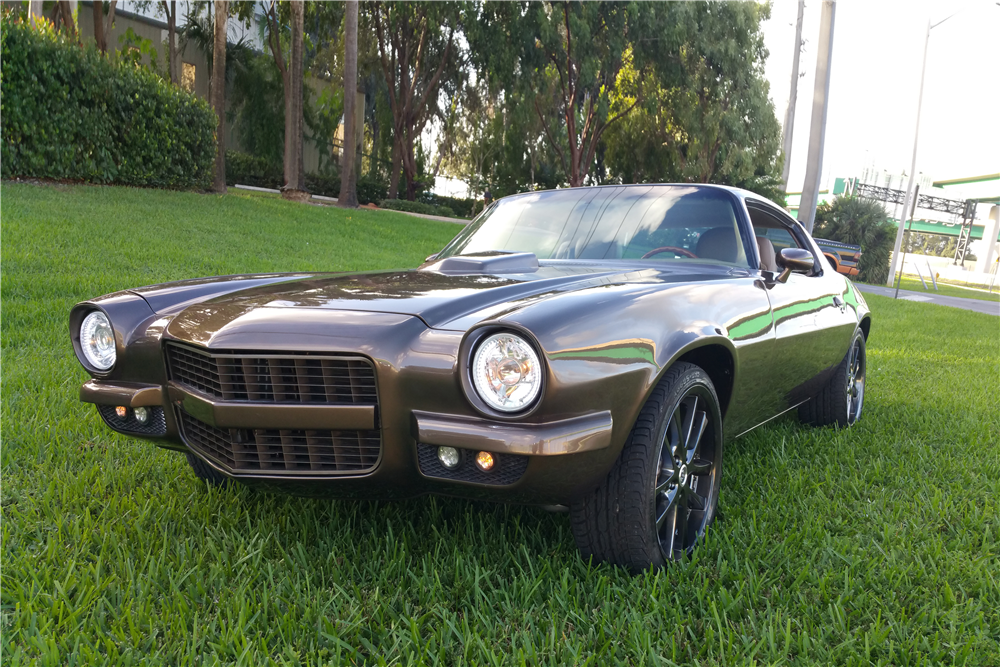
left=695, top=227, right=738, bottom=263
left=756, top=236, right=777, bottom=272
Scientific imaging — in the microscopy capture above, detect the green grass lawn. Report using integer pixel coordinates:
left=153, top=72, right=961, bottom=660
left=3, top=182, right=999, bottom=666
left=877, top=275, right=1000, bottom=302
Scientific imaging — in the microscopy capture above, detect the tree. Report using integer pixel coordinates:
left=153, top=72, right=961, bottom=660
left=52, top=1, right=77, bottom=39
left=368, top=1, right=463, bottom=200
left=92, top=1, right=117, bottom=54
left=247, top=0, right=307, bottom=196
left=471, top=2, right=650, bottom=188
left=211, top=0, right=228, bottom=193
left=603, top=2, right=783, bottom=203
left=283, top=0, right=305, bottom=196
left=814, top=196, right=895, bottom=284
left=339, top=0, right=360, bottom=207
left=162, top=1, right=179, bottom=84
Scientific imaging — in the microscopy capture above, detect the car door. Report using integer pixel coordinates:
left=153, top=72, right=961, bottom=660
left=745, top=200, right=859, bottom=415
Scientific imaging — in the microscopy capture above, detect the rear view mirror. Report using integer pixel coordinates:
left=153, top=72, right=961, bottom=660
left=776, top=248, right=814, bottom=283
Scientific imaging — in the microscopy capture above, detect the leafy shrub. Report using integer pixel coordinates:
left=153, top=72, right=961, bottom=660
left=378, top=199, right=457, bottom=218
left=304, top=171, right=340, bottom=198
left=225, top=151, right=388, bottom=205
left=814, top=196, right=895, bottom=284
left=356, top=175, right=388, bottom=206
left=418, top=192, right=476, bottom=218
left=1, top=16, right=216, bottom=189
left=225, top=151, right=283, bottom=190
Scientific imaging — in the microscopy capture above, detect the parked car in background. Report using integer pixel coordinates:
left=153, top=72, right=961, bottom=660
left=814, top=237, right=862, bottom=277
left=70, top=184, right=871, bottom=571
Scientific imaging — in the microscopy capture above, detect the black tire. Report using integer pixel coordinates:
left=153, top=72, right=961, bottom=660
left=798, top=329, right=866, bottom=428
left=186, top=452, right=230, bottom=486
left=570, top=362, right=724, bottom=571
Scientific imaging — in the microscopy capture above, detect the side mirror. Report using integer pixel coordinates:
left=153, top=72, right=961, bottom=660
left=425, top=253, right=439, bottom=263
left=775, top=248, right=814, bottom=283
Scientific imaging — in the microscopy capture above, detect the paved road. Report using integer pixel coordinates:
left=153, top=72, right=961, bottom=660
left=855, top=283, right=1000, bottom=316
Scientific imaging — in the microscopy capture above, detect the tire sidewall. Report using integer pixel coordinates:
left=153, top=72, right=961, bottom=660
left=840, top=330, right=866, bottom=427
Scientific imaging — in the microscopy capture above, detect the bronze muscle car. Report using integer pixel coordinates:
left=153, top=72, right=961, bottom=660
left=71, top=184, right=871, bottom=571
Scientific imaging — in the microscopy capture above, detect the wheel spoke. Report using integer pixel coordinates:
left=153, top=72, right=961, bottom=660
left=655, top=466, right=677, bottom=493
left=679, top=396, right=698, bottom=455
left=687, top=410, right=708, bottom=460
left=656, top=489, right=679, bottom=528
left=669, top=495, right=690, bottom=556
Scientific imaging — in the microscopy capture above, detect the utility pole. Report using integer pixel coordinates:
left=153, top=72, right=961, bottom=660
left=780, top=0, right=806, bottom=190
left=798, top=0, right=836, bottom=233
left=885, top=13, right=957, bottom=286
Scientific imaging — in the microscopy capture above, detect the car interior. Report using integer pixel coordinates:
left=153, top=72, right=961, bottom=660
left=745, top=203, right=807, bottom=274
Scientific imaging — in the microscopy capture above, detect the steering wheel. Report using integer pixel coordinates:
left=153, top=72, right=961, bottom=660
left=641, top=246, right=698, bottom=259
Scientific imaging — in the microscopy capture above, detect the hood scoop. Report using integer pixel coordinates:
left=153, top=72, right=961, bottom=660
left=424, top=252, right=539, bottom=275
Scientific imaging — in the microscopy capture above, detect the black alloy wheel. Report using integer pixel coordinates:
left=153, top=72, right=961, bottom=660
left=799, top=329, right=867, bottom=428
left=654, top=390, right=722, bottom=561
left=845, top=335, right=866, bottom=425
left=570, top=362, right=723, bottom=571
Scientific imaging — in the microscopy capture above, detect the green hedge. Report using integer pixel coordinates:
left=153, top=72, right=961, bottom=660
left=418, top=192, right=477, bottom=218
left=1, top=16, right=216, bottom=188
left=379, top=199, right=457, bottom=219
left=225, top=151, right=388, bottom=205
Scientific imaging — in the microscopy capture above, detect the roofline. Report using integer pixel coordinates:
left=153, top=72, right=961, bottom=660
left=932, top=173, right=1000, bottom=187
left=497, top=183, right=751, bottom=203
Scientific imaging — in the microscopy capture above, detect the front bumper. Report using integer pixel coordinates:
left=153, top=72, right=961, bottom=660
left=80, top=379, right=618, bottom=504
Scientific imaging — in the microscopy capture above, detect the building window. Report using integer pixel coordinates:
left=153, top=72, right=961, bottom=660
left=181, top=62, right=196, bottom=93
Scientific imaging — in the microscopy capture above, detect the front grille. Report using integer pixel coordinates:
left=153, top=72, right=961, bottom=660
left=166, top=342, right=377, bottom=404
left=179, top=410, right=381, bottom=474
left=167, top=343, right=382, bottom=476
left=417, top=444, right=528, bottom=486
left=97, top=405, right=167, bottom=436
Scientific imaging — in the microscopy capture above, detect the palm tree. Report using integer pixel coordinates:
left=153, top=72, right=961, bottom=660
left=212, top=0, right=229, bottom=193
left=282, top=1, right=305, bottom=197
left=339, top=0, right=359, bottom=208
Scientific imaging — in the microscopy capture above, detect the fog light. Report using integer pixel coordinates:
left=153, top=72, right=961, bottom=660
left=115, top=406, right=128, bottom=418
left=134, top=407, right=149, bottom=424
left=437, top=446, right=461, bottom=469
left=475, top=450, right=495, bottom=472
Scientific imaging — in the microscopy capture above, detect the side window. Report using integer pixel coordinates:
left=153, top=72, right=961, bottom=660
left=747, top=204, right=806, bottom=273
left=757, top=225, right=800, bottom=252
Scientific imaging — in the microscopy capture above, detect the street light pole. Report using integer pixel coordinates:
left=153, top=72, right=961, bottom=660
left=780, top=0, right=806, bottom=190
left=885, top=12, right=961, bottom=287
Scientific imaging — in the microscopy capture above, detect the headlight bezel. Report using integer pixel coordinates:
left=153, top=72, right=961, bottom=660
left=71, top=307, right=118, bottom=375
left=460, top=325, right=546, bottom=419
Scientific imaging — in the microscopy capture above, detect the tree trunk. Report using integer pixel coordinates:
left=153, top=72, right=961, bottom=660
left=388, top=141, right=401, bottom=199
left=211, top=0, right=228, bottom=193
left=339, top=0, right=360, bottom=208
left=56, top=1, right=76, bottom=39
left=283, top=1, right=306, bottom=197
left=164, top=1, right=178, bottom=85
left=93, top=0, right=105, bottom=53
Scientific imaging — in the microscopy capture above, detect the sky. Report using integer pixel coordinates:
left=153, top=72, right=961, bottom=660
left=761, top=0, right=1000, bottom=196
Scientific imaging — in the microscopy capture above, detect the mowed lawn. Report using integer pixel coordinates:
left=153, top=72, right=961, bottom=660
left=2, top=182, right=999, bottom=666
left=882, top=275, right=1000, bottom=303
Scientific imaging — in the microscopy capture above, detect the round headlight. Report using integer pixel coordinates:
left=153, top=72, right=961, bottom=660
left=471, top=332, right=542, bottom=412
left=80, top=310, right=116, bottom=371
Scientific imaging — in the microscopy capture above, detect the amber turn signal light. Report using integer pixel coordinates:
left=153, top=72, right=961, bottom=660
left=475, top=451, right=495, bottom=472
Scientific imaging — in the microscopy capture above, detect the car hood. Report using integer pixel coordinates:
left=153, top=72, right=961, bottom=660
left=135, top=261, right=740, bottom=334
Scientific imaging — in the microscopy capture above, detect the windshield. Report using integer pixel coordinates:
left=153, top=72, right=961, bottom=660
left=439, top=186, right=749, bottom=268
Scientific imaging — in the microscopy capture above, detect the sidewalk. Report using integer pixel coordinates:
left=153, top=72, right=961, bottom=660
left=855, top=283, right=999, bottom=316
